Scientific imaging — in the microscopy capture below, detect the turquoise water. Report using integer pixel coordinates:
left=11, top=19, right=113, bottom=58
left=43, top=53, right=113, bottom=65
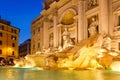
left=0, top=67, right=120, bottom=80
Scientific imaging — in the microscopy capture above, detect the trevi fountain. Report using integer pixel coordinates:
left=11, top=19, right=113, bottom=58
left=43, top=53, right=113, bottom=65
left=6, top=17, right=120, bottom=80
left=14, top=31, right=120, bottom=71
left=1, top=32, right=120, bottom=80
left=1, top=0, right=120, bottom=80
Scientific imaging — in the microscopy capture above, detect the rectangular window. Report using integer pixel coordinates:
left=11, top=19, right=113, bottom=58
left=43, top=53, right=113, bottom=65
left=11, top=35, right=16, bottom=40
left=12, top=43, right=15, bottom=47
left=38, top=27, right=40, bottom=32
left=11, top=29, right=13, bottom=33
left=14, top=30, right=17, bottom=34
left=0, top=50, right=2, bottom=54
left=0, top=41, right=2, bottom=45
left=12, top=51, right=14, bottom=55
left=118, top=16, right=120, bottom=26
left=38, top=43, right=40, bottom=48
left=33, top=44, right=35, bottom=49
left=12, top=29, right=17, bottom=34
left=0, top=32, right=2, bottom=37
left=0, top=25, right=4, bottom=30
left=119, top=43, right=120, bottom=50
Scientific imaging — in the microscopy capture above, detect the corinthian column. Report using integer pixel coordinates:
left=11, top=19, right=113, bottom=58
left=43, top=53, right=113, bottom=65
left=53, top=13, right=58, bottom=47
left=100, top=0, right=109, bottom=34
left=43, top=20, right=49, bottom=48
left=78, top=0, right=84, bottom=42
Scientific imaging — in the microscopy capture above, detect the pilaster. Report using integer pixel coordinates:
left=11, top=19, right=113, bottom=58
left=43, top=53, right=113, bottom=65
left=43, top=20, right=49, bottom=49
left=100, top=0, right=109, bottom=34
left=57, top=24, right=62, bottom=46
left=78, top=0, right=84, bottom=42
left=53, top=13, right=58, bottom=47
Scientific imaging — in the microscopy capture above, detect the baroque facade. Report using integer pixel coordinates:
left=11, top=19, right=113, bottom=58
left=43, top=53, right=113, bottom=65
left=31, top=0, right=120, bottom=54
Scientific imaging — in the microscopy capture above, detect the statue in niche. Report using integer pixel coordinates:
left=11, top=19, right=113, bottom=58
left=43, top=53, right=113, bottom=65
left=43, top=0, right=55, bottom=10
left=88, top=17, right=98, bottom=37
left=62, top=28, right=74, bottom=49
left=49, top=33, right=53, bottom=47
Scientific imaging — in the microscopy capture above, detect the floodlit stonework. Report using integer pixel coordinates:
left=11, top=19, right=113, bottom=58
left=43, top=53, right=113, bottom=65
left=31, top=0, right=120, bottom=54
left=0, top=17, right=20, bottom=59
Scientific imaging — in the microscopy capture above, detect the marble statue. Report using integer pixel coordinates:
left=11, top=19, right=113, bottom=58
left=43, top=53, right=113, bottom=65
left=62, top=28, right=74, bottom=49
left=102, top=34, right=111, bottom=50
left=49, top=34, right=53, bottom=47
left=88, top=17, right=98, bottom=37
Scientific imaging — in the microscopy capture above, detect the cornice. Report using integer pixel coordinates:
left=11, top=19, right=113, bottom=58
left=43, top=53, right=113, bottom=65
left=41, top=0, right=71, bottom=16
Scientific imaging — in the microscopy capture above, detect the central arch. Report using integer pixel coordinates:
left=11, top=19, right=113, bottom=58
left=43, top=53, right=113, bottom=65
left=58, top=8, right=78, bottom=46
left=59, top=8, right=77, bottom=25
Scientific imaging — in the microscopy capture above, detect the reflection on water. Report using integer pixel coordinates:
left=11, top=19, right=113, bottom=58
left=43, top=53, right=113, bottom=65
left=0, top=67, right=120, bottom=80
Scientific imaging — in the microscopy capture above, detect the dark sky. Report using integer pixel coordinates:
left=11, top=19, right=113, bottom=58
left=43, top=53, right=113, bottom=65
left=0, top=0, right=44, bottom=44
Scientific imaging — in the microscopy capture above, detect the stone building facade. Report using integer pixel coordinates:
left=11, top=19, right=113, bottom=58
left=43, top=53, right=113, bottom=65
left=19, top=39, right=31, bottom=57
left=0, top=17, right=20, bottom=59
left=31, top=0, right=120, bottom=54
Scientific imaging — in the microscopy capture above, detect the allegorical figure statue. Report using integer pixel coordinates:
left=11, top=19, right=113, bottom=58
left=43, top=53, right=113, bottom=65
left=88, top=17, right=98, bottom=37
left=62, top=28, right=74, bottom=49
left=49, top=33, right=53, bottom=47
left=102, top=34, right=111, bottom=50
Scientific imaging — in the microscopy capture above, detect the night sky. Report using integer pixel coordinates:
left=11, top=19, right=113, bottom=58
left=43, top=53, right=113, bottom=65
left=0, top=0, right=44, bottom=44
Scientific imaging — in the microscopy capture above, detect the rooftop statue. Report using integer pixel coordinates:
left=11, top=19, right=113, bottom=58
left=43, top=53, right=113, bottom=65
left=43, top=0, right=59, bottom=10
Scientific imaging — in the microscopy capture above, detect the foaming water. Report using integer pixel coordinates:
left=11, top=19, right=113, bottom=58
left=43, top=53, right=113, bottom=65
left=0, top=67, right=120, bottom=80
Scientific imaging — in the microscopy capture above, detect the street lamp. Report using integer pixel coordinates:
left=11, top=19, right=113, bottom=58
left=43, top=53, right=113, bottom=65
left=7, top=47, right=12, bottom=57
